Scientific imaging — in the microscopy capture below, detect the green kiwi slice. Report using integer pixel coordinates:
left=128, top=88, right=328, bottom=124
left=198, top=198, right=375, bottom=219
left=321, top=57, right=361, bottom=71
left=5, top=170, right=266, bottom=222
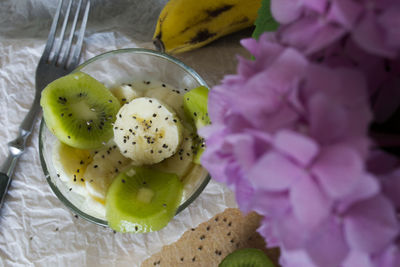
left=106, top=166, right=183, bottom=233
left=40, top=72, right=120, bottom=149
left=219, top=248, right=275, bottom=267
left=183, top=86, right=210, bottom=164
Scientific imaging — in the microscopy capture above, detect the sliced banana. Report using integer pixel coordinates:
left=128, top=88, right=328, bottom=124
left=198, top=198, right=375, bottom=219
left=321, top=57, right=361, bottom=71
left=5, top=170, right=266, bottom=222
left=113, top=97, right=183, bottom=165
left=145, top=86, right=186, bottom=121
left=110, top=83, right=143, bottom=105
left=153, top=127, right=194, bottom=179
left=84, top=142, right=132, bottom=201
left=52, top=141, right=93, bottom=196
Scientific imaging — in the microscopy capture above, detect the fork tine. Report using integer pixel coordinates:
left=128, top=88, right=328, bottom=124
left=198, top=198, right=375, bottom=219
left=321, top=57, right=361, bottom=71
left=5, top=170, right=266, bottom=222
left=60, top=0, right=83, bottom=66
left=41, top=0, right=64, bottom=61
left=53, top=0, right=73, bottom=64
left=69, top=0, right=90, bottom=69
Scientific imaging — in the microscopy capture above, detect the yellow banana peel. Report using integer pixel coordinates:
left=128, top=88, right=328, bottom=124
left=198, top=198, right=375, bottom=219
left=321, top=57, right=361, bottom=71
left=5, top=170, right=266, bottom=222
left=153, top=0, right=262, bottom=54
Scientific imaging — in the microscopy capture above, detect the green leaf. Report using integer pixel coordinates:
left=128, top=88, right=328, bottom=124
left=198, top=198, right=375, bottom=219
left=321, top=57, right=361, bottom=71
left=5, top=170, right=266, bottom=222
left=252, top=0, right=279, bottom=40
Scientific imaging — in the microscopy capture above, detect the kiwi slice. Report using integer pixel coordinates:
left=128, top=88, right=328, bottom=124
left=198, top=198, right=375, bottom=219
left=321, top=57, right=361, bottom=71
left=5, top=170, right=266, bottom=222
left=106, top=166, right=183, bottom=233
left=219, top=248, right=275, bottom=267
left=183, top=86, right=210, bottom=164
left=40, top=72, right=120, bottom=149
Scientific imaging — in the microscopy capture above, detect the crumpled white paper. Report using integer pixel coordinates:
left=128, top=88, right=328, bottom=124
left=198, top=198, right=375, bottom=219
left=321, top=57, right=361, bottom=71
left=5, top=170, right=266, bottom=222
left=0, top=0, right=251, bottom=266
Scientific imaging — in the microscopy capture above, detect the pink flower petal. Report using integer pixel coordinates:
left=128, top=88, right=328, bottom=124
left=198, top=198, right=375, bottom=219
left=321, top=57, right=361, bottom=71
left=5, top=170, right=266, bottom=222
left=249, top=152, right=309, bottom=191
left=290, top=175, right=332, bottom=227
left=343, top=251, right=374, bottom=267
left=344, top=195, right=399, bottom=253
left=305, top=219, right=349, bottom=267
left=378, top=6, right=400, bottom=48
left=312, top=145, right=363, bottom=199
left=271, top=0, right=302, bottom=24
left=353, top=10, right=397, bottom=58
left=327, top=0, right=363, bottom=29
left=273, top=129, right=319, bottom=166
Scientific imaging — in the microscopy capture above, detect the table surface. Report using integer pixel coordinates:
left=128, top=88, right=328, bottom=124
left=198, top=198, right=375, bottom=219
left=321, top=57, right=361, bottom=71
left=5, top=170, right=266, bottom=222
left=0, top=1, right=254, bottom=266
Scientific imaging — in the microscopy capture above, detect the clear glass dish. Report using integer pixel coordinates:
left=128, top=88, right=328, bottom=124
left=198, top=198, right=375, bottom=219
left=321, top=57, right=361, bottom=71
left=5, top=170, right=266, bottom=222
left=39, top=48, right=210, bottom=227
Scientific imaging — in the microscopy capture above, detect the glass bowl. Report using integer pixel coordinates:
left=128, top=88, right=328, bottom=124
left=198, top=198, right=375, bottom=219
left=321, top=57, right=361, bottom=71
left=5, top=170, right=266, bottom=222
left=39, top=48, right=210, bottom=227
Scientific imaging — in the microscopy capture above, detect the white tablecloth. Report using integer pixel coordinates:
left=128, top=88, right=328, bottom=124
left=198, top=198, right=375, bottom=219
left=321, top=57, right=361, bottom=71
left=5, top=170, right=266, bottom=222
left=0, top=0, right=251, bottom=266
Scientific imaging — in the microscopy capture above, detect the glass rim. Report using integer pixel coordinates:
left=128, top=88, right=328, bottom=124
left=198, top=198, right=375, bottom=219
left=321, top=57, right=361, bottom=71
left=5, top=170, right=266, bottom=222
left=38, top=48, right=211, bottom=227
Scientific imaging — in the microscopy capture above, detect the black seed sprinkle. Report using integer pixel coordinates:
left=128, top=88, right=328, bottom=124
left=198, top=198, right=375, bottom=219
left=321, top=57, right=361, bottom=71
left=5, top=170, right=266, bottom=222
left=102, top=155, right=105, bottom=159
left=206, top=226, right=210, bottom=231
left=122, top=179, right=126, bottom=183
left=69, top=188, right=72, bottom=191
left=165, top=117, right=168, bottom=120
left=158, top=105, right=162, bottom=109
left=153, top=113, right=157, bottom=117
left=180, top=258, right=184, bottom=262
left=150, top=150, right=154, bottom=154
left=77, top=169, right=80, bottom=173
left=80, top=160, right=84, bottom=165
left=114, top=127, right=118, bottom=130
left=198, top=246, right=202, bottom=250
left=158, top=150, right=162, bottom=153
left=115, top=168, right=119, bottom=173
left=132, top=142, right=136, bottom=145
left=124, top=150, right=127, bottom=153
left=74, top=215, right=78, bottom=219
left=87, top=126, right=92, bottom=131
left=68, top=136, right=71, bottom=139
left=119, top=114, right=122, bottom=118
left=193, top=112, right=197, bottom=117
left=81, top=178, right=84, bottom=182
left=162, top=84, right=166, bottom=87
left=192, top=257, right=196, bottom=262
left=57, top=173, right=60, bottom=177
left=200, top=235, right=205, bottom=240
left=121, top=98, right=126, bottom=102
left=173, top=119, right=177, bottom=123
left=149, top=99, right=153, bottom=103
left=108, top=100, right=113, bottom=103
left=135, top=226, right=138, bottom=231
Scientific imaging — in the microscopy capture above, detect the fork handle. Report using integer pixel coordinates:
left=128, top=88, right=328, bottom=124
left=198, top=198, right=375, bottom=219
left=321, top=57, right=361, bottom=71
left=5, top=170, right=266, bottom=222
left=0, top=94, right=41, bottom=210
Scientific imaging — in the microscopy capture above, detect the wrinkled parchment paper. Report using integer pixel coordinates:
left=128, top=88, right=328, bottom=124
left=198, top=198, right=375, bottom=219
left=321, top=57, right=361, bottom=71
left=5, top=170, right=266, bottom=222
left=0, top=0, right=252, bottom=266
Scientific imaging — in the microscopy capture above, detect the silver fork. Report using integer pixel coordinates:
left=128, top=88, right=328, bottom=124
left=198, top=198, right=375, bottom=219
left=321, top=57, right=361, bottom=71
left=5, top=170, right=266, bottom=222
left=0, top=0, right=91, bottom=210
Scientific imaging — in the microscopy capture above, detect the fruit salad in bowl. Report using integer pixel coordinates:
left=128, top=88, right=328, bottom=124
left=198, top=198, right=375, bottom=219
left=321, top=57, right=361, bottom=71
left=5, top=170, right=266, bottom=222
left=39, top=48, right=210, bottom=233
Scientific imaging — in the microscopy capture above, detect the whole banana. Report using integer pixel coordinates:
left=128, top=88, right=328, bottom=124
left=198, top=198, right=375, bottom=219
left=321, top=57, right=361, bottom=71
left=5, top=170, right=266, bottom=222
left=153, top=0, right=262, bottom=54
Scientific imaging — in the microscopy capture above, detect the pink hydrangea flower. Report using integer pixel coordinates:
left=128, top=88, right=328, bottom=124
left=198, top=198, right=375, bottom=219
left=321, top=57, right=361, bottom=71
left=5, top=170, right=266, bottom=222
left=201, top=34, right=400, bottom=266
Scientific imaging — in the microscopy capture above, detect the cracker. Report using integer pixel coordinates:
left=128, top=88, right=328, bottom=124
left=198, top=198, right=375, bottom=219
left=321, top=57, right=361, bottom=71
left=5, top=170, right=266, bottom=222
left=142, top=208, right=280, bottom=266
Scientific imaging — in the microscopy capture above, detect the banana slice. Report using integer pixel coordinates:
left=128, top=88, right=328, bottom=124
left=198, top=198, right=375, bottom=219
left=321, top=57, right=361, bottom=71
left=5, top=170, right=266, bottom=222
left=153, top=127, right=195, bottom=179
left=84, top=142, right=132, bottom=202
left=110, top=83, right=143, bottom=105
left=113, top=97, right=183, bottom=165
left=52, top=141, right=93, bottom=196
left=145, top=86, right=186, bottom=121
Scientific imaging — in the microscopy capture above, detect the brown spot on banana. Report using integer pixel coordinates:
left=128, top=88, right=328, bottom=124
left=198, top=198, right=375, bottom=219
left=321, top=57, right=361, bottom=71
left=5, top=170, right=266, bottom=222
left=180, top=4, right=235, bottom=35
left=189, top=29, right=217, bottom=44
left=206, top=4, right=234, bottom=17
